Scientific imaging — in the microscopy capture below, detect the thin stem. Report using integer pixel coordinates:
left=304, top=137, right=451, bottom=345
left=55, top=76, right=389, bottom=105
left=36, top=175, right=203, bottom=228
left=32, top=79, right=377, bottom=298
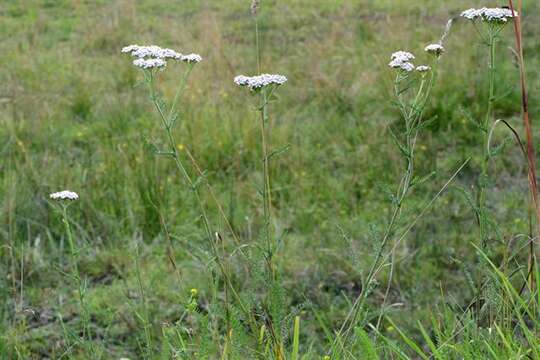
left=509, top=0, right=540, bottom=280
left=479, top=32, right=496, bottom=250
left=168, top=65, right=194, bottom=127
left=334, top=68, right=437, bottom=352
left=255, top=17, right=261, bottom=74
left=62, top=205, right=92, bottom=350
left=474, top=31, right=497, bottom=323
left=134, top=243, right=153, bottom=357
left=260, top=88, right=274, bottom=280
left=146, top=71, right=255, bottom=331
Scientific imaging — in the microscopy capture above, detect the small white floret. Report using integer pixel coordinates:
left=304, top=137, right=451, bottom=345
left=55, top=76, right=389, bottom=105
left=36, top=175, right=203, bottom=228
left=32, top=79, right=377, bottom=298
left=391, top=51, right=415, bottom=62
left=122, top=45, right=183, bottom=59
left=461, top=8, right=480, bottom=20
left=133, top=58, right=167, bottom=69
left=389, top=59, right=414, bottom=72
left=159, top=48, right=183, bottom=59
left=181, top=53, right=203, bottom=63
left=121, top=44, right=140, bottom=54
left=416, top=65, right=431, bottom=73
left=234, top=74, right=287, bottom=90
left=461, top=7, right=517, bottom=23
left=50, top=190, right=79, bottom=201
left=424, top=44, right=444, bottom=56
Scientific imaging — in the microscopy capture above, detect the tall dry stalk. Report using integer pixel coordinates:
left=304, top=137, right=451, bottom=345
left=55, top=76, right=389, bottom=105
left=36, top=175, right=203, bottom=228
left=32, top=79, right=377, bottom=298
left=508, top=0, right=540, bottom=278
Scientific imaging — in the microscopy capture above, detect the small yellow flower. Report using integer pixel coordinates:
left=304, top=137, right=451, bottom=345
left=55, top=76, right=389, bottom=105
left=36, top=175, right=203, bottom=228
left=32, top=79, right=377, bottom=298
left=387, top=325, right=395, bottom=332
left=190, top=288, right=198, bottom=297
left=177, top=144, right=185, bottom=151
left=323, top=356, right=331, bottom=360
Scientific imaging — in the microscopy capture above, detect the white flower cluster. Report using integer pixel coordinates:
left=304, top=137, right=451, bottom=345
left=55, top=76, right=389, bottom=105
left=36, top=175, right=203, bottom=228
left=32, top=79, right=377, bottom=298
left=133, top=58, right=167, bottom=69
left=389, top=51, right=415, bottom=72
left=122, top=45, right=181, bottom=59
left=424, top=43, right=444, bottom=56
left=461, top=8, right=518, bottom=22
left=50, top=190, right=79, bottom=201
left=234, top=74, right=288, bottom=90
left=416, top=65, right=431, bottom=73
left=181, top=53, right=203, bottom=63
left=122, top=44, right=202, bottom=69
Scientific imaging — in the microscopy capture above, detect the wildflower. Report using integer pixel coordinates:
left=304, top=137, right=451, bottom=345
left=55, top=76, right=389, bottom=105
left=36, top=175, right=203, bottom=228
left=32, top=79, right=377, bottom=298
left=121, top=44, right=140, bottom=54
left=132, top=45, right=165, bottom=58
left=461, top=7, right=517, bottom=23
left=389, top=50, right=415, bottom=72
left=121, top=44, right=185, bottom=60
left=181, top=53, right=203, bottom=63
left=391, top=51, right=415, bottom=62
left=389, top=59, right=415, bottom=72
left=133, top=58, right=167, bottom=69
left=234, top=73, right=287, bottom=90
left=461, top=8, right=480, bottom=20
left=190, top=288, right=198, bottom=297
left=50, top=190, right=79, bottom=201
left=424, top=43, right=444, bottom=56
left=159, top=48, right=183, bottom=59
left=416, top=65, right=431, bottom=73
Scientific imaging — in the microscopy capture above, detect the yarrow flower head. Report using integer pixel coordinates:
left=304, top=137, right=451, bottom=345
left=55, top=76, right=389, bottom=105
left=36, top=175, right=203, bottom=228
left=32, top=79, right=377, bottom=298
left=389, top=50, right=415, bottom=72
left=181, top=53, right=202, bottom=63
left=461, top=7, right=518, bottom=23
left=234, top=74, right=287, bottom=90
left=122, top=44, right=202, bottom=68
left=424, top=43, right=444, bottom=56
left=416, top=65, right=431, bottom=73
left=50, top=190, right=79, bottom=201
left=391, top=51, right=415, bottom=62
left=122, top=45, right=181, bottom=59
left=133, top=58, right=167, bottom=69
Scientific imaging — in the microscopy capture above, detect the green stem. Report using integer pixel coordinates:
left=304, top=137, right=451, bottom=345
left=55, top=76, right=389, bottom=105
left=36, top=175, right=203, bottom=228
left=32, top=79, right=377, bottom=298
left=134, top=244, right=153, bottom=357
left=333, top=69, right=437, bottom=353
left=168, top=65, right=194, bottom=127
left=146, top=71, right=255, bottom=330
left=260, top=89, right=274, bottom=280
left=480, top=32, right=496, bottom=250
left=62, top=205, right=92, bottom=349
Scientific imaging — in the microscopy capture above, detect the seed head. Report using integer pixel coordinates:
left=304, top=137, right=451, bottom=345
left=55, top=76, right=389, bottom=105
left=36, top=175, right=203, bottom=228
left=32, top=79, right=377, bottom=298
left=50, top=190, right=79, bottom=201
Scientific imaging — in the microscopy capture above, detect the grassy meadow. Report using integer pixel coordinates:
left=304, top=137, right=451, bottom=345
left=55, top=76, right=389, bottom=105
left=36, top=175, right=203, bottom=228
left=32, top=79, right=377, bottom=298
left=1, top=0, right=540, bottom=358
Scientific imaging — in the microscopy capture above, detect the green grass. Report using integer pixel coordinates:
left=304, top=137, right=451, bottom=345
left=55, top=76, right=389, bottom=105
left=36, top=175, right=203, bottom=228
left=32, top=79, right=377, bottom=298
left=1, top=0, right=540, bottom=358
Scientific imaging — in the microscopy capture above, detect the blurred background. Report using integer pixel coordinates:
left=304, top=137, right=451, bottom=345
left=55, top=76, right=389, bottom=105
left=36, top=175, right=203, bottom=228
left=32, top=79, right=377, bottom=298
left=1, top=0, right=539, bottom=356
